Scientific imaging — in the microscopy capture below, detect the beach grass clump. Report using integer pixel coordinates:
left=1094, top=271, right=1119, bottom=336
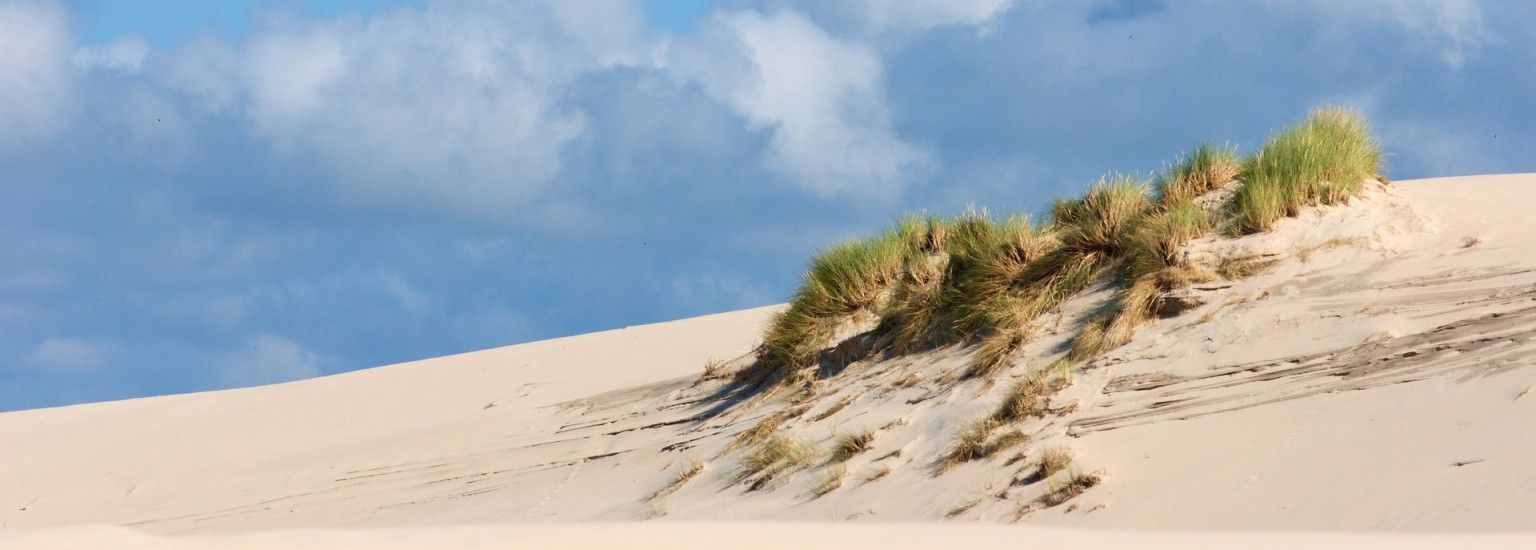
left=991, top=374, right=1053, bottom=423
left=829, top=429, right=877, bottom=463
left=943, top=418, right=1030, bottom=468
left=1157, top=143, right=1240, bottom=204
left=739, top=434, right=818, bottom=489
left=1014, top=174, right=1152, bottom=317
left=731, top=411, right=791, bottom=451
left=1124, top=199, right=1211, bottom=281
left=962, top=176, right=1152, bottom=377
left=1069, top=197, right=1213, bottom=361
left=1232, top=107, right=1381, bottom=234
left=944, top=213, right=1057, bottom=337
left=944, top=418, right=1000, bottom=466
left=879, top=211, right=1056, bottom=354
left=1040, top=469, right=1102, bottom=507
left=761, top=237, right=906, bottom=368
left=878, top=250, right=949, bottom=352
left=1049, top=174, right=1154, bottom=259
left=1037, top=446, right=1074, bottom=479
left=812, top=463, right=847, bottom=497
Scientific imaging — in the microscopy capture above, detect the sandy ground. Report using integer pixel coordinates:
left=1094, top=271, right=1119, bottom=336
left=3, top=174, right=1536, bottom=546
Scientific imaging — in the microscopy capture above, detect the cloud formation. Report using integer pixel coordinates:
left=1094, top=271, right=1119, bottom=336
left=676, top=10, right=930, bottom=198
left=0, top=1, right=75, bottom=146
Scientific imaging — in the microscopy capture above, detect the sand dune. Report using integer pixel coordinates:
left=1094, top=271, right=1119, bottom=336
left=4, top=174, right=1536, bottom=546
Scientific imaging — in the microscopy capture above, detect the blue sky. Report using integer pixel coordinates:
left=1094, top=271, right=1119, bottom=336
left=1, top=0, right=1533, bottom=412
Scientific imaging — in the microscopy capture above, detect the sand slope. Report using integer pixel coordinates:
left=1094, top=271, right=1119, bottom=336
left=3, top=175, right=1536, bottom=546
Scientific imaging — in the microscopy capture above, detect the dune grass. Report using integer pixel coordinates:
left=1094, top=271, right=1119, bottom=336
left=760, top=236, right=908, bottom=376
left=646, top=458, right=706, bottom=501
left=760, top=108, right=1383, bottom=386
left=812, top=463, right=847, bottom=497
left=1037, top=446, right=1074, bottom=480
left=1157, top=143, right=1240, bottom=204
left=1040, top=469, right=1102, bottom=507
left=746, top=109, right=1386, bottom=484
left=830, top=429, right=877, bottom=463
left=1231, top=107, right=1381, bottom=234
left=991, top=374, right=1053, bottom=423
left=943, top=417, right=1030, bottom=468
left=739, top=434, right=818, bottom=490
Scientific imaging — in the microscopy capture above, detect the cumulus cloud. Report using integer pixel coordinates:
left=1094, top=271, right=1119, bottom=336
left=231, top=1, right=658, bottom=217
left=0, top=0, right=75, bottom=146
left=216, top=335, right=323, bottom=388
left=675, top=10, right=930, bottom=199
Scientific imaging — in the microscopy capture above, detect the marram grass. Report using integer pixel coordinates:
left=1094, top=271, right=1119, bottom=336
left=756, top=107, right=1385, bottom=389
left=1232, top=107, right=1381, bottom=234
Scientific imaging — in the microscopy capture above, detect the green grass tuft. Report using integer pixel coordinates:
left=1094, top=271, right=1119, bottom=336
left=1231, top=107, right=1381, bottom=234
left=1156, top=143, right=1240, bottom=204
left=1124, top=199, right=1211, bottom=281
left=1050, top=174, right=1153, bottom=257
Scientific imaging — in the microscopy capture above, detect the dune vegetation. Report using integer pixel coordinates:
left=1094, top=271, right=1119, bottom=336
left=728, top=107, right=1383, bottom=488
left=749, top=107, right=1381, bottom=392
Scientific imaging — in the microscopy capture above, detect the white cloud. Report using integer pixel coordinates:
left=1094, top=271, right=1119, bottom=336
left=73, top=35, right=150, bottom=74
left=676, top=10, right=930, bottom=199
left=232, top=1, right=657, bottom=218
left=1289, top=0, right=1487, bottom=67
left=0, top=0, right=75, bottom=146
left=216, top=335, right=323, bottom=388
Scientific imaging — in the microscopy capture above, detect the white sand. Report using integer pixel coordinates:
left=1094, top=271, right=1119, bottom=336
left=3, top=174, right=1536, bottom=547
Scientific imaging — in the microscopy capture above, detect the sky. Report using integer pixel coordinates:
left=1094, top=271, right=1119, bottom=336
left=2, top=0, right=1533, bottom=412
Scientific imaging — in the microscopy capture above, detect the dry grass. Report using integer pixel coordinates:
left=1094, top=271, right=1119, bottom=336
left=863, top=464, right=892, bottom=483
left=1037, top=446, right=1074, bottom=479
left=945, top=418, right=1000, bottom=467
left=830, top=429, right=877, bottom=463
left=988, top=429, right=1030, bottom=456
left=966, top=324, right=1030, bottom=379
left=1039, top=469, right=1102, bottom=507
left=991, top=374, right=1052, bottom=423
left=945, top=499, right=981, bottom=518
left=810, top=397, right=853, bottom=422
left=1066, top=276, right=1163, bottom=361
left=730, top=411, right=790, bottom=452
left=699, top=358, right=729, bottom=382
left=943, top=418, right=1030, bottom=469
left=739, top=434, right=818, bottom=490
left=646, top=458, right=705, bottom=501
left=812, top=463, right=847, bottom=497
left=1232, top=107, right=1381, bottom=234
left=1216, top=255, right=1281, bottom=279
